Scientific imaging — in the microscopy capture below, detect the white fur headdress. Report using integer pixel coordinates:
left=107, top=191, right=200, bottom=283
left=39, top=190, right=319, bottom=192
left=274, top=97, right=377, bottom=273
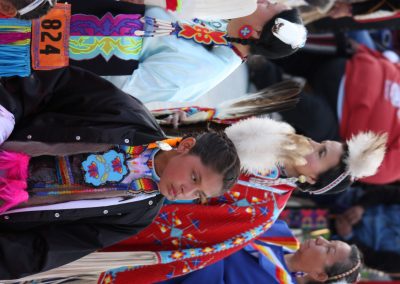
left=311, top=131, right=387, bottom=195
left=346, top=131, right=387, bottom=179
left=224, top=116, right=312, bottom=174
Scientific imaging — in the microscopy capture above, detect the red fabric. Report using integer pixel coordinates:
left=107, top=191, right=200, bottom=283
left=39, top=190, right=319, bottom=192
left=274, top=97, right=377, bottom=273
left=166, top=0, right=178, bottom=11
left=341, top=46, right=400, bottom=184
left=0, top=13, right=9, bottom=18
left=99, top=174, right=295, bottom=284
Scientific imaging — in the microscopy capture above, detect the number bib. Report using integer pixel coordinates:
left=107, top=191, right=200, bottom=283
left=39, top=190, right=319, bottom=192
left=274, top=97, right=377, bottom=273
left=31, top=3, right=71, bottom=70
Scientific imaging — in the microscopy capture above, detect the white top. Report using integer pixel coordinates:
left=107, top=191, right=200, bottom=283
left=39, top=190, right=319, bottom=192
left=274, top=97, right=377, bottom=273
left=0, top=104, right=15, bottom=145
left=144, top=0, right=257, bottom=19
left=103, top=7, right=242, bottom=103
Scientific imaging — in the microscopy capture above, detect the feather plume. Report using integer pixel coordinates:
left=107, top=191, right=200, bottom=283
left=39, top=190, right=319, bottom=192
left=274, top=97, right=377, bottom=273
left=215, top=80, right=302, bottom=120
left=346, top=132, right=387, bottom=178
left=225, top=117, right=312, bottom=173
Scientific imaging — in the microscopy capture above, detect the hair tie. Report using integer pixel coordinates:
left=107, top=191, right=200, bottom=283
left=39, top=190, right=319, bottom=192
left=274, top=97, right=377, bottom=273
left=271, top=18, right=307, bottom=49
left=309, top=171, right=350, bottom=195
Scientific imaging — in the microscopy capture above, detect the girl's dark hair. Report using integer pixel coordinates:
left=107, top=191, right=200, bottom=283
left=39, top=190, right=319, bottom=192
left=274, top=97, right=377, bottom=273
left=187, top=131, right=241, bottom=194
left=250, top=9, right=304, bottom=59
left=325, top=245, right=362, bottom=283
left=297, top=144, right=353, bottom=195
left=10, top=0, right=56, bottom=20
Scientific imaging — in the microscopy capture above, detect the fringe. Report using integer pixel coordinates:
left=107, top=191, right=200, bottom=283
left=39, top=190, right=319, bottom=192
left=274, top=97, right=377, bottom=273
left=0, top=18, right=31, bottom=77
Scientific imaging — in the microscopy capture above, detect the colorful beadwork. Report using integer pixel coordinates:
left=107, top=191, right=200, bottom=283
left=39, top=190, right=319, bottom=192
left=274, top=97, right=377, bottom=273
left=128, top=178, right=159, bottom=196
left=56, top=156, right=74, bottom=185
left=238, top=25, right=253, bottom=39
left=82, top=149, right=128, bottom=187
left=139, top=17, right=230, bottom=47
left=176, top=23, right=228, bottom=45
left=29, top=140, right=179, bottom=200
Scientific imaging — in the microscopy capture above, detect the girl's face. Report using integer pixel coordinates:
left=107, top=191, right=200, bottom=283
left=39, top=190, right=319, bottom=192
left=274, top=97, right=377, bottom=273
left=158, top=138, right=224, bottom=202
left=234, top=0, right=288, bottom=37
left=293, top=237, right=352, bottom=281
left=295, top=139, right=343, bottom=184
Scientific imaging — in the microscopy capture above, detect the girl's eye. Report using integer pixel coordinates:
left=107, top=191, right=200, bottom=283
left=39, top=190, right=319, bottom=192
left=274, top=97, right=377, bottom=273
left=192, top=173, right=197, bottom=182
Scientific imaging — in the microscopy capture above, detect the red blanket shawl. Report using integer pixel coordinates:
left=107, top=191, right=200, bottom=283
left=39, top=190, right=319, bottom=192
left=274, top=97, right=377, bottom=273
left=99, top=174, right=296, bottom=284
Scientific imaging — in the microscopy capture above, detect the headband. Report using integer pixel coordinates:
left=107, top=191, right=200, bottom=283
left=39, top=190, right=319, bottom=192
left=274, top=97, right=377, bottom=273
left=309, top=171, right=350, bottom=195
left=327, top=260, right=361, bottom=282
left=18, top=0, right=53, bottom=16
left=271, top=18, right=307, bottom=49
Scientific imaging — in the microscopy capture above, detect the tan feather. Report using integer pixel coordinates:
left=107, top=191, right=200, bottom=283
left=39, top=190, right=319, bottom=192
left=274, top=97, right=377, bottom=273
left=346, top=132, right=387, bottom=178
left=215, top=80, right=303, bottom=120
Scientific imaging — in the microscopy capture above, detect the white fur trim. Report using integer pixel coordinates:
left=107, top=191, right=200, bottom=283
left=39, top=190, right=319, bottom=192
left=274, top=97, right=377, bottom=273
left=346, top=132, right=387, bottom=178
left=224, top=117, right=295, bottom=173
left=272, top=18, right=307, bottom=49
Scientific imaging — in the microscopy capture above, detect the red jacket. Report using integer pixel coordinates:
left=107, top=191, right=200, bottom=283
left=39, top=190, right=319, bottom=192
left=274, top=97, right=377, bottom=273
left=341, top=46, right=400, bottom=184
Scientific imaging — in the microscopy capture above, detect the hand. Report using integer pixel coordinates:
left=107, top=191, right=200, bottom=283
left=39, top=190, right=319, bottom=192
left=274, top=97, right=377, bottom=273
left=343, top=206, right=364, bottom=225
left=327, top=2, right=352, bottom=19
left=335, top=215, right=353, bottom=238
left=158, top=110, right=188, bottom=129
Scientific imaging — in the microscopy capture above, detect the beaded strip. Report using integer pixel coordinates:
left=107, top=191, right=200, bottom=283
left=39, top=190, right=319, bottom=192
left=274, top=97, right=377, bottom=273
left=327, top=260, right=361, bottom=282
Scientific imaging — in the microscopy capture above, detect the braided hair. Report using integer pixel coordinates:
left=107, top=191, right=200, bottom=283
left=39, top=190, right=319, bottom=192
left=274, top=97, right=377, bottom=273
left=10, top=0, right=56, bottom=20
left=186, top=130, right=241, bottom=194
left=225, top=9, right=304, bottom=59
left=325, top=245, right=362, bottom=283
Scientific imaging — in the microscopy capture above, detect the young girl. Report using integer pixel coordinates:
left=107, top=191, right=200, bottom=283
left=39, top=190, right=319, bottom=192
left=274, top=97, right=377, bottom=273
left=157, top=220, right=362, bottom=284
left=0, top=127, right=241, bottom=280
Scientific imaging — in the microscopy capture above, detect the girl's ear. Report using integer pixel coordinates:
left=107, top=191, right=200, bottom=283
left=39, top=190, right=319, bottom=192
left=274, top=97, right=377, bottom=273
left=176, top=137, right=196, bottom=153
left=0, top=0, right=17, bottom=17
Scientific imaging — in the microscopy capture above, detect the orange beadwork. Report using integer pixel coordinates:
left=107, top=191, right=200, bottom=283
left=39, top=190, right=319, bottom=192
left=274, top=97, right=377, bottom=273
left=177, top=23, right=228, bottom=46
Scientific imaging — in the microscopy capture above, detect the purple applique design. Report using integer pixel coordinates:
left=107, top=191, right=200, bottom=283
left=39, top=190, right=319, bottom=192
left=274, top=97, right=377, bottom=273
left=70, top=12, right=143, bottom=36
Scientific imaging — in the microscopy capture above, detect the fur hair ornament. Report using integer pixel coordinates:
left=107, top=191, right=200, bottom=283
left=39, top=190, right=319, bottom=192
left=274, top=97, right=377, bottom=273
left=310, top=131, right=387, bottom=195
left=272, top=18, right=307, bottom=49
left=346, top=131, right=387, bottom=179
left=224, top=116, right=312, bottom=174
